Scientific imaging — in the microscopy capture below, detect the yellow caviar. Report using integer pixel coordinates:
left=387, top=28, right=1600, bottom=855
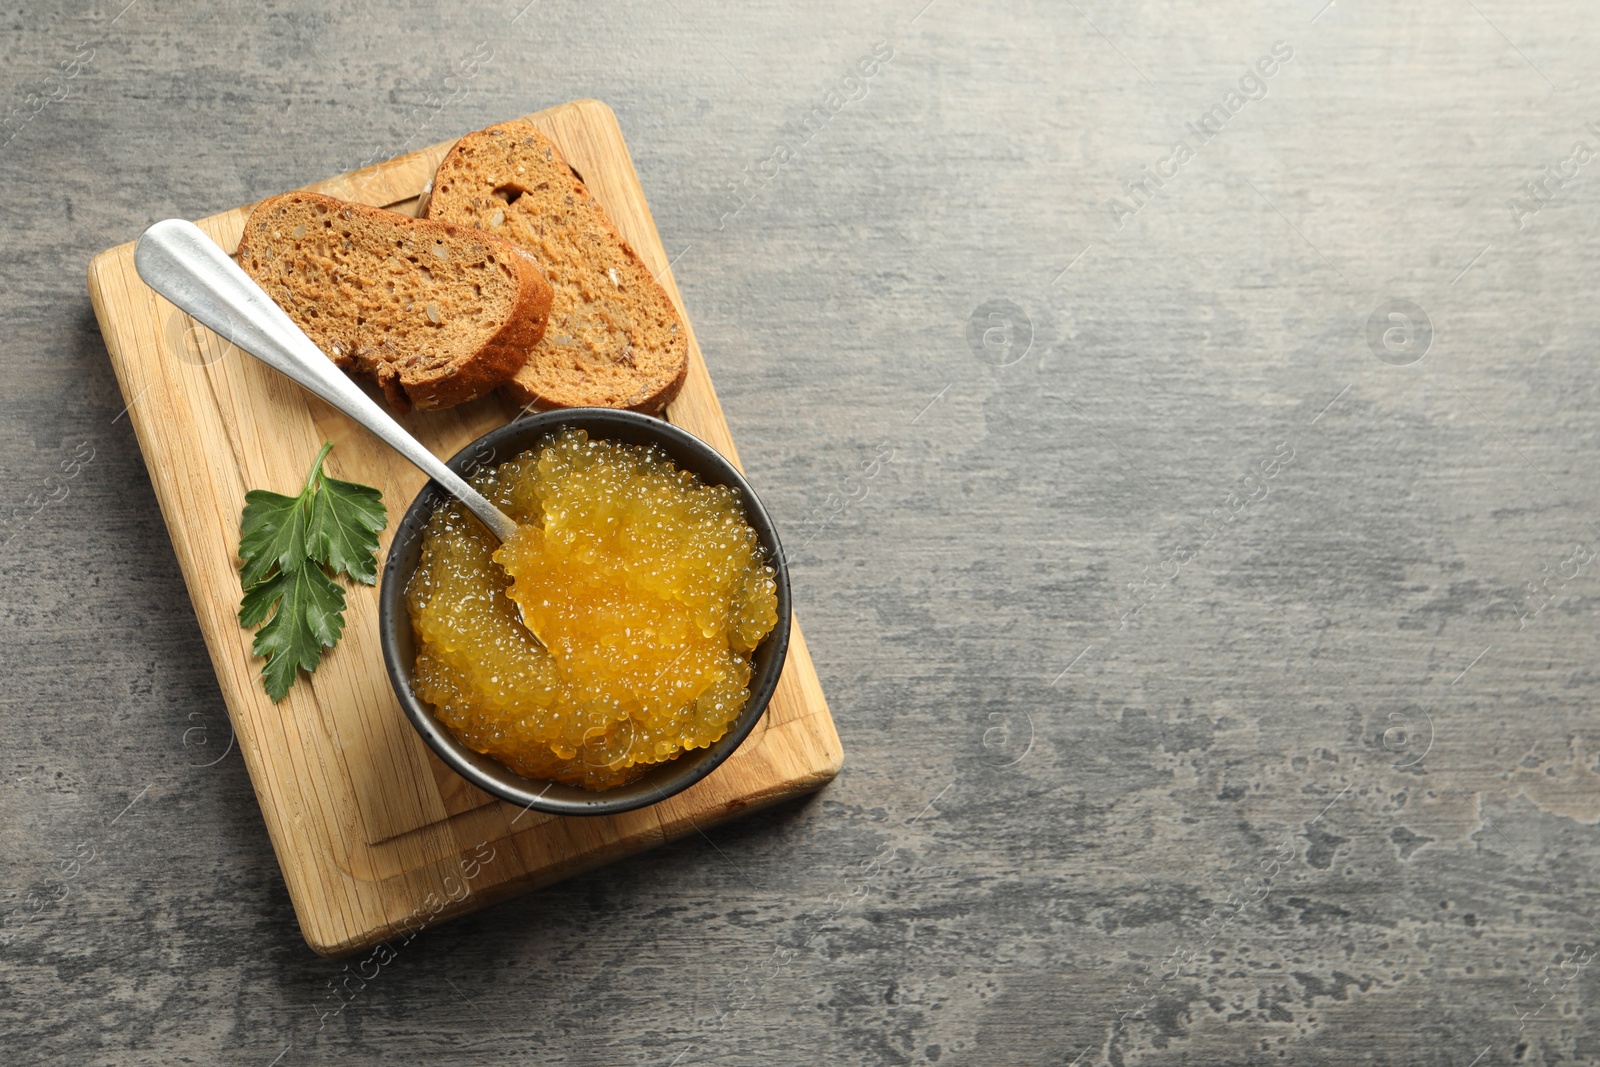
left=405, top=428, right=779, bottom=790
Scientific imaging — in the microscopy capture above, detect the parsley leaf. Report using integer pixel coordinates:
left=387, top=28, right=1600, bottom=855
left=308, top=471, right=386, bottom=585
left=238, top=487, right=311, bottom=589
left=247, top=566, right=347, bottom=700
left=236, top=442, right=387, bottom=701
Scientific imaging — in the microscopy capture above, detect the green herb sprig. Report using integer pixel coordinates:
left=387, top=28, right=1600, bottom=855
left=237, top=442, right=386, bottom=701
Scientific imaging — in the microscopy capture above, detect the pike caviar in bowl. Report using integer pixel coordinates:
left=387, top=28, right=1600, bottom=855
left=379, top=409, right=791, bottom=816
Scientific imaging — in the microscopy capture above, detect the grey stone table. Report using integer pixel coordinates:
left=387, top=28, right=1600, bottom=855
left=4, top=0, right=1599, bottom=1063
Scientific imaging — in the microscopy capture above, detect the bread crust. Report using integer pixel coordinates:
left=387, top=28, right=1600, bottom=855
left=425, top=121, right=688, bottom=415
left=235, top=191, right=552, bottom=412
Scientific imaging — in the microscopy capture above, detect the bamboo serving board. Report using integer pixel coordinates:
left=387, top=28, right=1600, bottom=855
left=86, top=99, right=842, bottom=957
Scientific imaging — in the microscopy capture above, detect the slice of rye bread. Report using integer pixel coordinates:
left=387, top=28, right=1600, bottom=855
left=423, top=121, right=688, bottom=414
left=235, top=191, right=553, bottom=412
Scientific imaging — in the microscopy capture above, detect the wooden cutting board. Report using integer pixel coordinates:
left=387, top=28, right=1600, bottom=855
left=85, top=99, right=843, bottom=957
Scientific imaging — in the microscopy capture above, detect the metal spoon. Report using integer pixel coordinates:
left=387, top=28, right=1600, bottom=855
left=133, top=218, right=520, bottom=544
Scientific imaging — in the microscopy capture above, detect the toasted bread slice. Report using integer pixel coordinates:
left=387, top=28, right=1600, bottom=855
left=236, top=191, right=553, bottom=412
left=423, top=122, right=688, bottom=414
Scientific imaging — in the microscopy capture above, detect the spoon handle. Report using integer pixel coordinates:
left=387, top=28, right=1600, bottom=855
left=133, top=218, right=519, bottom=543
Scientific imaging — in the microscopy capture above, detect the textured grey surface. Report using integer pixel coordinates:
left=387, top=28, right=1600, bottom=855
left=4, top=0, right=1600, bottom=1063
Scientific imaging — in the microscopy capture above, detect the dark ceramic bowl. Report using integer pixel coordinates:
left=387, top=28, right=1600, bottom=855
left=379, top=408, right=791, bottom=817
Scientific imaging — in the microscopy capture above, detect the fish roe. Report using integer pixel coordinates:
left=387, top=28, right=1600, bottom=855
left=405, top=428, right=779, bottom=790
